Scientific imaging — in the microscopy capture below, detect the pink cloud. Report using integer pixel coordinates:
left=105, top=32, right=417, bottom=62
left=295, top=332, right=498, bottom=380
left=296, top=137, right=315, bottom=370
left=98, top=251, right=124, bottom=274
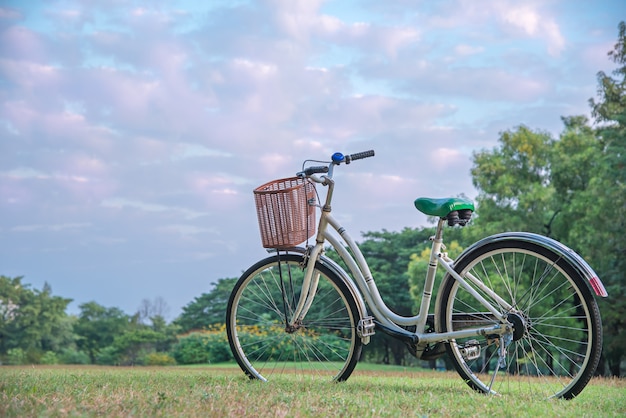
left=0, top=25, right=47, bottom=62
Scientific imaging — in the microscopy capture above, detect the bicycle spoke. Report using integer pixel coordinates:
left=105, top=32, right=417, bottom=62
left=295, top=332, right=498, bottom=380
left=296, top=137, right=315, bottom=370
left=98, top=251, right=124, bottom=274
left=227, top=256, right=361, bottom=382
left=440, top=241, right=601, bottom=399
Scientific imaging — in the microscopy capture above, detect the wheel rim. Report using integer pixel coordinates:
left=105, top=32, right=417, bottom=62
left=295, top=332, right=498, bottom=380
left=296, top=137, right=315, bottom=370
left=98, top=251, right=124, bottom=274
left=444, top=247, right=597, bottom=398
left=228, top=259, right=359, bottom=381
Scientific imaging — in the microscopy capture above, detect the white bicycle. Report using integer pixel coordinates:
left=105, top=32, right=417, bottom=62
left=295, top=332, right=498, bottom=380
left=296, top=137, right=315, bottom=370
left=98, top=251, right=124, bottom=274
left=226, top=150, right=608, bottom=399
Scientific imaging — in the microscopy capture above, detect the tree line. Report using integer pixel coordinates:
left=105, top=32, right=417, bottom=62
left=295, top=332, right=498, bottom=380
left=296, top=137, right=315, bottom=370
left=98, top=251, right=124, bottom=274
left=1, top=22, right=624, bottom=375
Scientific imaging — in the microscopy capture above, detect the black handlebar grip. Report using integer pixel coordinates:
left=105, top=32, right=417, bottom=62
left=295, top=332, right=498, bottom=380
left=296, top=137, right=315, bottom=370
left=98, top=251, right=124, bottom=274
left=348, top=150, right=375, bottom=162
left=303, top=166, right=329, bottom=176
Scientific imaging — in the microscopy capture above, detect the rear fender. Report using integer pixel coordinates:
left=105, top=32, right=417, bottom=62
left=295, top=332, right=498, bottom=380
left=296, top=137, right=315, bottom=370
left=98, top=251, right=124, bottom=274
left=454, top=232, right=608, bottom=297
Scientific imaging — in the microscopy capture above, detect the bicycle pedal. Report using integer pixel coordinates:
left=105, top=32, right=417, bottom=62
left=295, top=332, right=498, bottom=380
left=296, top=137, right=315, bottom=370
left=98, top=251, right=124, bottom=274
left=459, top=339, right=481, bottom=361
left=357, top=316, right=376, bottom=338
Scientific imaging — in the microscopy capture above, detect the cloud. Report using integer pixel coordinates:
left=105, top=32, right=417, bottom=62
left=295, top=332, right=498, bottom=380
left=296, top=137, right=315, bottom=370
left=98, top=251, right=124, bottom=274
left=454, top=44, right=485, bottom=56
left=101, top=197, right=209, bottom=220
left=496, top=3, right=565, bottom=56
left=156, top=224, right=218, bottom=237
left=12, top=222, right=91, bottom=232
left=0, top=0, right=620, bottom=318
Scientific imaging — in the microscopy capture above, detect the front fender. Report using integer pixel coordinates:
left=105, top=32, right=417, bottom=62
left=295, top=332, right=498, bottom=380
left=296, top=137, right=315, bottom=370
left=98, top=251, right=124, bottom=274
left=270, top=247, right=372, bottom=336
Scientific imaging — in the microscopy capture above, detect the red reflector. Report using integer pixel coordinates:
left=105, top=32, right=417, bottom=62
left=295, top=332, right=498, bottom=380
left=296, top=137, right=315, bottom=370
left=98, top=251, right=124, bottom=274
left=589, top=277, right=608, bottom=297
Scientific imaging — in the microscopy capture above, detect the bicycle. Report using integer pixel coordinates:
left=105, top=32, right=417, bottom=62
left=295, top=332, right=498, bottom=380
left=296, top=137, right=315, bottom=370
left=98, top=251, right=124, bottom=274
left=226, top=150, right=608, bottom=399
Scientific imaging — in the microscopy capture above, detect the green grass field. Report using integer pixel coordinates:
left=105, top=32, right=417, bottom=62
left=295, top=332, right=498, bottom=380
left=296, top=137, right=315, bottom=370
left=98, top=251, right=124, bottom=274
left=1, top=363, right=624, bottom=417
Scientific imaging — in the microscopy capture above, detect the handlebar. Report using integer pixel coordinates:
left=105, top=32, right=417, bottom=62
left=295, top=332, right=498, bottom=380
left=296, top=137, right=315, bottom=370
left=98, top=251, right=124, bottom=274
left=301, top=166, right=329, bottom=176
left=346, top=150, right=375, bottom=162
left=298, top=150, right=375, bottom=178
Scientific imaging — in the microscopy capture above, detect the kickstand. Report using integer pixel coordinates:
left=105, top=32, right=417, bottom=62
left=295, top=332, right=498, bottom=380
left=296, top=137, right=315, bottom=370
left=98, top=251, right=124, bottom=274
left=487, top=334, right=512, bottom=394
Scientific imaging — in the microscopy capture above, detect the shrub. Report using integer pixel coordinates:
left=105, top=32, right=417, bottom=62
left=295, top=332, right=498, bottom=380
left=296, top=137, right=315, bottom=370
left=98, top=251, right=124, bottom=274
left=40, top=351, right=59, bottom=365
left=58, top=348, right=91, bottom=365
left=7, top=348, right=26, bottom=365
left=143, top=352, right=176, bottom=366
left=172, top=333, right=210, bottom=364
left=233, top=324, right=350, bottom=362
left=95, top=346, right=119, bottom=365
left=172, top=325, right=233, bottom=365
left=207, top=333, right=232, bottom=363
left=172, top=323, right=350, bottom=365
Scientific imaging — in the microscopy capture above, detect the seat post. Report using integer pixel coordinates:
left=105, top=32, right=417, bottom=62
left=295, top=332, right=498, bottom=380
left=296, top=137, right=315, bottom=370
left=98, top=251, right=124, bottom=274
left=416, top=216, right=448, bottom=333
left=434, top=217, right=446, bottom=241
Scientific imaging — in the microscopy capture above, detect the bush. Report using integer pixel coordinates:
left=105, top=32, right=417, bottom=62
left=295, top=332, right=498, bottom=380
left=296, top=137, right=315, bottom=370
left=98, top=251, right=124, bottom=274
left=233, top=324, right=350, bottom=362
left=143, top=352, right=176, bottom=366
left=7, top=348, right=26, bottom=365
left=172, top=325, right=233, bottom=365
left=58, top=348, right=91, bottom=365
left=172, top=323, right=350, bottom=365
left=95, top=346, right=120, bottom=365
left=40, top=351, right=59, bottom=365
left=207, top=333, right=232, bottom=363
left=172, top=333, right=210, bottom=364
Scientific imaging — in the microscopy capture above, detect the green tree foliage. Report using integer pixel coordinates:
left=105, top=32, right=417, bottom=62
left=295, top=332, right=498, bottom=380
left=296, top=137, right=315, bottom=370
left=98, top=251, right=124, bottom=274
left=0, top=276, right=73, bottom=363
left=0, top=277, right=180, bottom=366
left=107, top=328, right=169, bottom=366
left=74, top=301, right=132, bottom=364
left=147, top=314, right=180, bottom=353
left=470, top=125, right=556, bottom=237
left=57, top=348, right=91, bottom=365
left=407, top=239, right=464, bottom=305
left=175, top=277, right=237, bottom=332
left=73, top=301, right=179, bottom=365
left=468, top=21, right=626, bottom=376
left=577, top=21, right=626, bottom=376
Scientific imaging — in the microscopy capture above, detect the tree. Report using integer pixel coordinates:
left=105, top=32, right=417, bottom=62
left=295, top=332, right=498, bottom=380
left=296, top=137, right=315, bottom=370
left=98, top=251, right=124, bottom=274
left=470, top=125, right=556, bottom=237
left=467, top=22, right=626, bottom=376
left=576, top=21, right=626, bottom=376
left=0, top=276, right=72, bottom=362
left=108, top=328, right=168, bottom=366
left=74, top=301, right=132, bottom=364
left=175, top=277, right=237, bottom=332
left=137, top=297, right=170, bottom=325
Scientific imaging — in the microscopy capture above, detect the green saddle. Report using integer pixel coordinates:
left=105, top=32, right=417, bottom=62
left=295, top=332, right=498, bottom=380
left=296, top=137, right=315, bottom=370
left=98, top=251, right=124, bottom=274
left=414, top=197, right=474, bottom=218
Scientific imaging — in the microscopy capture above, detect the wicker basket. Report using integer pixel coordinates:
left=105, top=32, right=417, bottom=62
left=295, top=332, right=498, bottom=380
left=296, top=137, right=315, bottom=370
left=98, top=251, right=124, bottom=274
left=253, top=177, right=316, bottom=249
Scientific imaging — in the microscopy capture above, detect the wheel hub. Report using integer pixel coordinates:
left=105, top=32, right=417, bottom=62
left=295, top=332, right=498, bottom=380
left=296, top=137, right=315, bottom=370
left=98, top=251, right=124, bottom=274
left=506, top=312, right=527, bottom=341
left=285, top=320, right=302, bottom=334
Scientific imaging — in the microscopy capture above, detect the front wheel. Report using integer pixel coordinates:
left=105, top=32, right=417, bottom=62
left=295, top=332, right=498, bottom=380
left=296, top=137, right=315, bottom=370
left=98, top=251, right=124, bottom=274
left=438, top=240, right=603, bottom=399
left=226, top=253, right=362, bottom=382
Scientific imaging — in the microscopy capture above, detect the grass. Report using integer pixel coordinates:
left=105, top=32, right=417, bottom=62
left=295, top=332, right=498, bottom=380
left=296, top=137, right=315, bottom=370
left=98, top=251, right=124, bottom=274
left=1, top=363, right=625, bottom=417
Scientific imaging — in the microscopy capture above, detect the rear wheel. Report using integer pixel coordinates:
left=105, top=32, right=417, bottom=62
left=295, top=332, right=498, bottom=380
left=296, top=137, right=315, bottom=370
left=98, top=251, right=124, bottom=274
left=438, top=240, right=602, bottom=399
left=226, top=254, right=362, bottom=381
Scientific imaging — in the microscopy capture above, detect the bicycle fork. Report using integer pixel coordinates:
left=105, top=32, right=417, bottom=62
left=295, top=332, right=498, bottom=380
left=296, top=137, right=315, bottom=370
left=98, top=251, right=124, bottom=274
left=284, top=245, right=323, bottom=329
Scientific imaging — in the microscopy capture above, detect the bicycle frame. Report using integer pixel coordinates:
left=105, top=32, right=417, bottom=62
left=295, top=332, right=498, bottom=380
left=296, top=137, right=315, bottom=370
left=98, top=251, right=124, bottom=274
left=289, top=174, right=512, bottom=347
left=229, top=150, right=606, bottom=397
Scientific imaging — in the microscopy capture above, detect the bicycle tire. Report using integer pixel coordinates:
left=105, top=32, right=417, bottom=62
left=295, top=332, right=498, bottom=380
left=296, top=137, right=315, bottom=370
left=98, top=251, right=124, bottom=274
left=438, top=239, right=602, bottom=399
left=226, top=253, right=362, bottom=382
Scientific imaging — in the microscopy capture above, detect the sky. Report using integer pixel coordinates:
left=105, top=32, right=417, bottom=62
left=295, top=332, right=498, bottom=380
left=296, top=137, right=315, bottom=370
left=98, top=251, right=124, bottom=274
left=1, top=0, right=623, bottom=320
